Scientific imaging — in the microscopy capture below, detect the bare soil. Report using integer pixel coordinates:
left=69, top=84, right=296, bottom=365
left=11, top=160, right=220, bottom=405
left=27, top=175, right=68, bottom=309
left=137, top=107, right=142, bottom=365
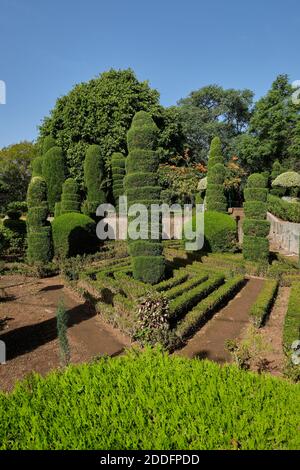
left=0, top=275, right=131, bottom=392
left=179, top=278, right=265, bottom=363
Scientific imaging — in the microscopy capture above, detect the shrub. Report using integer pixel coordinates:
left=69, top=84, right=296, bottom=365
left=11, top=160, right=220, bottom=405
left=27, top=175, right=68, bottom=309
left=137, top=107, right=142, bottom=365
left=42, top=135, right=56, bottom=154
left=155, top=272, right=189, bottom=292
left=111, top=152, right=126, bottom=206
left=3, top=218, right=26, bottom=254
left=54, top=202, right=61, bottom=218
left=165, top=273, right=208, bottom=300
left=7, top=201, right=27, bottom=214
left=126, top=111, right=165, bottom=284
left=268, top=195, right=300, bottom=223
left=26, top=177, right=52, bottom=264
left=52, top=212, right=97, bottom=259
left=206, top=138, right=227, bottom=212
left=243, top=173, right=269, bottom=261
left=283, top=282, right=300, bottom=350
left=83, top=145, right=106, bottom=217
left=186, top=211, right=237, bottom=253
left=60, top=178, right=80, bottom=214
left=176, top=276, right=246, bottom=338
left=31, top=156, right=43, bottom=177
left=42, top=146, right=66, bottom=212
left=249, top=280, right=279, bottom=327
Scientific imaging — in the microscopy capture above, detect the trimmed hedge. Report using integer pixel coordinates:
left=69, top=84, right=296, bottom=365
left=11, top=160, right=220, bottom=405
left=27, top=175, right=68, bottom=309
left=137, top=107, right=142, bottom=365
left=155, top=272, right=189, bottom=292
left=52, top=213, right=97, bottom=259
left=31, top=156, right=43, bottom=177
left=60, top=178, right=80, bottom=214
left=83, top=145, right=106, bottom=218
left=176, top=275, right=246, bottom=338
left=243, top=173, right=269, bottom=262
left=126, top=111, right=165, bottom=284
left=249, top=280, right=279, bottom=327
left=243, top=219, right=270, bottom=238
left=268, top=195, right=300, bottom=223
left=165, top=274, right=209, bottom=300
left=54, top=202, right=61, bottom=218
left=42, top=146, right=66, bottom=212
left=169, top=274, right=225, bottom=320
left=206, top=138, right=227, bottom=213
left=283, top=282, right=300, bottom=349
left=26, top=177, right=52, bottom=264
left=111, top=153, right=126, bottom=206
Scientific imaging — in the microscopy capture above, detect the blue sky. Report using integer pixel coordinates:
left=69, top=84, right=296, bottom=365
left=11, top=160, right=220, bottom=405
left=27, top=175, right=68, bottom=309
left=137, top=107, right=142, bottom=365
left=0, top=0, right=299, bottom=148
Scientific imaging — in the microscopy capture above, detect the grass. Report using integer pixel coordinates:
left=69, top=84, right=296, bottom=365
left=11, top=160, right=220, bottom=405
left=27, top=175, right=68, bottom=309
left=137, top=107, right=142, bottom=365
left=0, top=349, right=299, bottom=450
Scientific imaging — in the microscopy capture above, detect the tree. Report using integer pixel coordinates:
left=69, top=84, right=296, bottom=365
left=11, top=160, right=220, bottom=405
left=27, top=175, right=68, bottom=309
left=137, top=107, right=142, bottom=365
left=125, top=111, right=165, bottom=284
left=83, top=145, right=106, bottom=217
left=0, top=141, right=37, bottom=212
left=178, top=85, right=253, bottom=163
left=42, top=146, right=66, bottom=212
left=38, top=69, right=164, bottom=187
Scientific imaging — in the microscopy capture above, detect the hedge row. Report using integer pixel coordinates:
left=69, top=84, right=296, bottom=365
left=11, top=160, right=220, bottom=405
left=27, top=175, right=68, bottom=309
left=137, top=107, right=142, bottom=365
left=126, top=111, right=165, bottom=284
left=249, top=279, right=279, bottom=327
left=165, top=273, right=209, bottom=300
left=176, top=275, right=246, bottom=338
left=243, top=173, right=270, bottom=262
left=169, top=274, right=225, bottom=321
left=155, top=272, right=189, bottom=292
left=268, top=195, right=300, bottom=223
left=283, top=282, right=300, bottom=349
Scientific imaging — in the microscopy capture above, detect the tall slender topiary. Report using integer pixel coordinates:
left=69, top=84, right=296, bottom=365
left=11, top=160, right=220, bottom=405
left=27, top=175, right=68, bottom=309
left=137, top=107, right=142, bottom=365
left=60, top=178, right=80, bottom=214
left=243, top=173, right=270, bottom=261
left=31, top=156, right=43, bottom=177
left=83, top=145, right=106, bottom=217
left=26, top=176, right=52, bottom=264
left=125, top=111, right=165, bottom=284
left=42, top=146, right=66, bottom=213
left=206, top=137, right=227, bottom=212
left=111, top=152, right=126, bottom=207
left=42, top=135, right=56, bottom=154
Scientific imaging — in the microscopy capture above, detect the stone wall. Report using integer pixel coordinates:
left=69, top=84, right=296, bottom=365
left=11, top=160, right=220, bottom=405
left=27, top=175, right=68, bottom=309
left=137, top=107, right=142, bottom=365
left=267, top=212, right=300, bottom=255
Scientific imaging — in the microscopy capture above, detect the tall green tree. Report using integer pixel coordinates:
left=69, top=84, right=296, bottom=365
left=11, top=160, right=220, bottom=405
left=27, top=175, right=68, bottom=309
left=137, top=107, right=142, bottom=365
left=178, top=85, right=253, bottom=163
left=0, top=141, right=37, bottom=212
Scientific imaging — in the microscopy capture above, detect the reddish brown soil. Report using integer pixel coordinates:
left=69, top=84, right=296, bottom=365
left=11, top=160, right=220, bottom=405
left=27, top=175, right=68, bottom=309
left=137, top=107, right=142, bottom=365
left=0, top=275, right=131, bottom=392
left=179, top=277, right=265, bottom=363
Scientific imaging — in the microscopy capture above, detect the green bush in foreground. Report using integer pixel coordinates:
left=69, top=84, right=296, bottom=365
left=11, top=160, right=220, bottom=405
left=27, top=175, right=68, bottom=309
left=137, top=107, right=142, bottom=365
left=52, top=212, right=97, bottom=259
left=0, top=349, right=299, bottom=450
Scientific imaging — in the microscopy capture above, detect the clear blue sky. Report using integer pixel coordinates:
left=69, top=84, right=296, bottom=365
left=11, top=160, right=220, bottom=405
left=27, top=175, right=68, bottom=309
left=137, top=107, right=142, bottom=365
left=0, top=0, right=299, bottom=148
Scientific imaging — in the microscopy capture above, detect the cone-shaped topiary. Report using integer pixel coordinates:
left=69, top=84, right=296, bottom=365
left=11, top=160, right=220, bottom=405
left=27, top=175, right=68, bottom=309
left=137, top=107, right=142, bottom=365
left=42, top=146, right=66, bottom=213
left=206, top=138, right=227, bottom=212
left=111, top=152, right=126, bottom=207
left=243, top=173, right=270, bottom=262
left=60, top=178, right=80, bottom=215
left=83, top=145, right=106, bottom=218
left=125, top=111, right=165, bottom=284
left=26, top=176, right=53, bottom=264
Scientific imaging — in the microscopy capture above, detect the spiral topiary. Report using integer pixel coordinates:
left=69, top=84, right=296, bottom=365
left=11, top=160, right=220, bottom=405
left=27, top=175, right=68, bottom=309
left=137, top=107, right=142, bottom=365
left=60, top=178, right=80, bottom=214
left=206, top=137, right=227, bottom=213
left=111, top=152, right=126, bottom=207
left=83, top=145, right=106, bottom=218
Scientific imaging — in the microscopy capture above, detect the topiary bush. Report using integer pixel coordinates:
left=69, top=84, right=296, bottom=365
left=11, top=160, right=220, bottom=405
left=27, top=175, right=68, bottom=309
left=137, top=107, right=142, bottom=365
left=111, top=152, right=126, bottom=207
left=185, top=210, right=237, bottom=253
left=60, top=178, right=80, bottom=215
left=83, top=145, right=106, bottom=218
left=52, top=212, right=97, bottom=259
left=26, top=176, right=53, bottom=264
left=42, top=136, right=56, bottom=155
left=3, top=205, right=26, bottom=255
left=31, top=156, right=43, bottom=177
left=125, top=111, right=165, bottom=284
left=243, top=173, right=270, bottom=262
left=42, top=146, right=66, bottom=213
left=206, top=138, right=227, bottom=212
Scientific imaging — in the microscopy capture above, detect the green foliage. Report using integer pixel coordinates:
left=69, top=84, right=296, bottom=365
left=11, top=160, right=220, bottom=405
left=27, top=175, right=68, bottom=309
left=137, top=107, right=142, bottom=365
left=246, top=173, right=267, bottom=188
left=243, top=219, right=270, bottom=237
left=42, top=136, right=56, bottom=154
left=206, top=138, right=227, bottom=212
left=271, top=160, right=284, bottom=181
left=27, top=227, right=53, bottom=264
left=83, top=145, right=106, bottom=217
left=52, top=213, right=97, bottom=259
left=165, top=274, right=208, bottom=300
left=268, top=195, right=300, bottom=223
left=169, top=275, right=225, bottom=320
left=31, top=156, right=43, bottom=177
left=126, top=112, right=165, bottom=284
left=0, top=349, right=299, bottom=450
left=283, top=282, right=300, bottom=350
left=56, top=300, right=70, bottom=367
left=60, top=178, right=80, bottom=214
left=0, top=141, right=37, bottom=213
left=176, top=276, right=245, bottom=338
left=272, top=171, right=300, bottom=188
left=244, top=188, right=268, bottom=202
left=243, top=201, right=268, bottom=220
left=54, top=202, right=61, bottom=218
left=155, top=272, right=189, bottom=292
left=42, top=146, right=66, bottom=212
left=7, top=201, right=27, bottom=214
left=111, top=152, right=126, bottom=205
left=38, top=69, right=167, bottom=186
left=249, top=280, right=279, bottom=327
left=243, top=236, right=269, bottom=262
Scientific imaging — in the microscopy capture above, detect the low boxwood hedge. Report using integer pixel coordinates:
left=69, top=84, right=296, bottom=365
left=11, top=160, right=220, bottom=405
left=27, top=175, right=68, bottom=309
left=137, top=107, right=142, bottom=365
left=283, top=282, right=300, bottom=349
left=165, top=273, right=209, bottom=300
left=268, top=195, right=300, bottom=223
left=249, top=279, right=279, bottom=327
